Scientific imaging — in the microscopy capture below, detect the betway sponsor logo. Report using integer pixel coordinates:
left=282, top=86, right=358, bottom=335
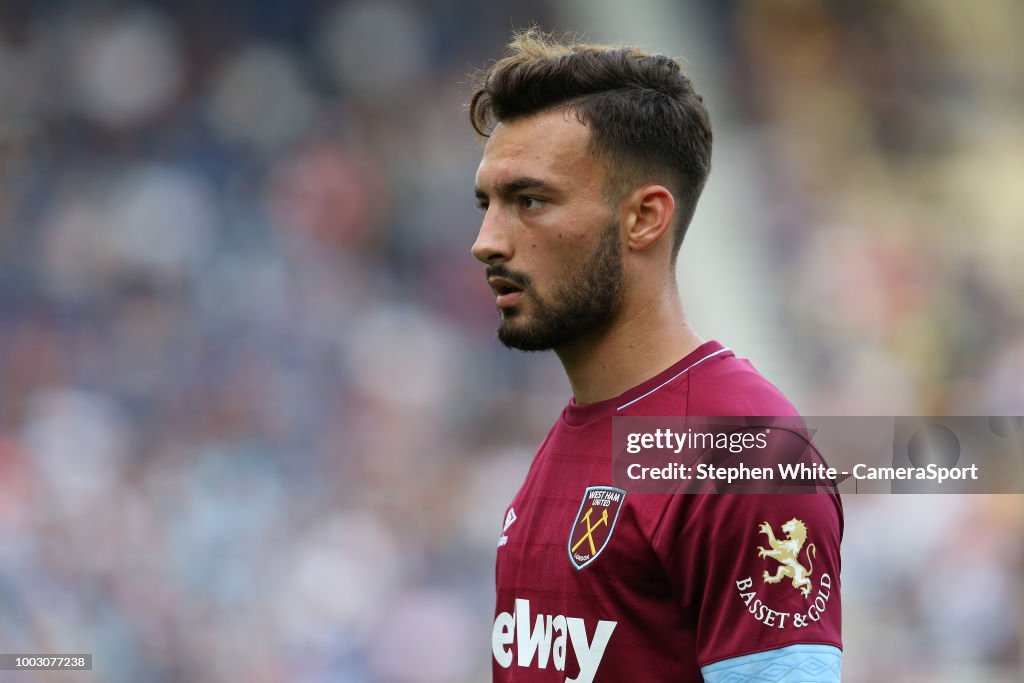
left=492, top=598, right=616, bottom=683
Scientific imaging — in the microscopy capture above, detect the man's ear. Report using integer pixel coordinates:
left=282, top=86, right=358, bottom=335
left=623, top=184, right=675, bottom=253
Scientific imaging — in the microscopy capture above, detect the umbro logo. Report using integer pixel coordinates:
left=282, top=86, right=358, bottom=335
left=498, top=507, right=517, bottom=548
left=504, top=507, right=518, bottom=532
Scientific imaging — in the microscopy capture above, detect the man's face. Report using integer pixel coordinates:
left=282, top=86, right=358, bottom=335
left=472, top=110, right=624, bottom=351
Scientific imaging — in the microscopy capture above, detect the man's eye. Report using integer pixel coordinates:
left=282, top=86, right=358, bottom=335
left=520, top=196, right=544, bottom=210
left=475, top=201, right=489, bottom=212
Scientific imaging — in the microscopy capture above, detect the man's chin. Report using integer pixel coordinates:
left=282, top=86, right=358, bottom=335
left=497, top=315, right=584, bottom=352
left=498, top=331, right=542, bottom=352
left=497, top=318, right=555, bottom=352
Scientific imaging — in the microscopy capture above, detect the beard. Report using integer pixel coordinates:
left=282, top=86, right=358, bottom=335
left=490, top=218, right=624, bottom=352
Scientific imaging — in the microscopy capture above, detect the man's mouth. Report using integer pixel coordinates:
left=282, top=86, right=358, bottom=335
left=488, top=277, right=524, bottom=308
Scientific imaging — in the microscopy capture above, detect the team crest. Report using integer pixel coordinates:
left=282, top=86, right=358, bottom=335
left=757, top=518, right=816, bottom=597
left=568, top=486, right=626, bottom=570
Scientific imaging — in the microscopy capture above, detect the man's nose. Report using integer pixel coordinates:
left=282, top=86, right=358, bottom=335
left=471, top=208, right=514, bottom=264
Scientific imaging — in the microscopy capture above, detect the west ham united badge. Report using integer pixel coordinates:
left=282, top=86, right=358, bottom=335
left=568, top=486, right=626, bottom=570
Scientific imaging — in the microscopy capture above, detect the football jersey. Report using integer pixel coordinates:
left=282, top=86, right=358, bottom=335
left=492, top=340, right=843, bottom=682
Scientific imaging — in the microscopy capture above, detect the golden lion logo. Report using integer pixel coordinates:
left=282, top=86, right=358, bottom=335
left=757, top=518, right=816, bottom=598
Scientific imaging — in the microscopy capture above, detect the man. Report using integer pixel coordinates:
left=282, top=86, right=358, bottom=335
left=470, top=30, right=842, bottom=683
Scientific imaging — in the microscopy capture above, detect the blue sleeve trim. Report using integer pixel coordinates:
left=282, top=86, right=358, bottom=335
left=700, top=644, right=842, bottom=683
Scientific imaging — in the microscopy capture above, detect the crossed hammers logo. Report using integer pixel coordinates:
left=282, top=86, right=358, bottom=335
left=571, top=506, right=610, bottom=555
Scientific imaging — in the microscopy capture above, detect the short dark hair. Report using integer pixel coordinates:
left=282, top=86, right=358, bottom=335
left=469, top=29, right=713, bottom=256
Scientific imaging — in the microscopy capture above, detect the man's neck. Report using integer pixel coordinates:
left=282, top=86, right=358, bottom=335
left=555, top=289, right=703, bottom=405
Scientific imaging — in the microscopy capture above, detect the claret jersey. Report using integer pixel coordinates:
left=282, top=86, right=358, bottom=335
left=492, top=341, right=843, bottom=682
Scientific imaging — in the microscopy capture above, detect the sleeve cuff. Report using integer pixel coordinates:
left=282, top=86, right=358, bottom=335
left=701, top=643, right=842, bottom=683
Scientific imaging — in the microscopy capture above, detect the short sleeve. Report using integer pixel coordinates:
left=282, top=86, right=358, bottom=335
left=651, top=488, right=843, bottom=667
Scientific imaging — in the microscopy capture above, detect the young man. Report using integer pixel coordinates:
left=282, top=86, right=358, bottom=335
left=470, top=31, right=842, bottom=682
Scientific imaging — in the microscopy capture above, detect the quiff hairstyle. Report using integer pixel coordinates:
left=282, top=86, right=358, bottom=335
left=469, top=29, right=713, bottom=257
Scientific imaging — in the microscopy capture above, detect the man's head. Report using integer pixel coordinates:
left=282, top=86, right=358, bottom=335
left=470, top=30, right=712, bottom=352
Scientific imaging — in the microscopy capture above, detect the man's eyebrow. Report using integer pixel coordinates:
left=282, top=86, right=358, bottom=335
left=475, top=176, right=558, bottom=200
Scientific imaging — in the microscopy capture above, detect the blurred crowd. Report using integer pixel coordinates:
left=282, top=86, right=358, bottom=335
left=717, top=0, right=1024, bottom=415
left=0, top=1, right=1020, bottom=681
left=715, top=2, right=1024, bottom=680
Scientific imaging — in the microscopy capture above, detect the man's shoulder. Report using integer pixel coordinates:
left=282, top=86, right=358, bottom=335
left=638, top=346, right=800, bottom=418
left=691, top=352, right=799, bottom=417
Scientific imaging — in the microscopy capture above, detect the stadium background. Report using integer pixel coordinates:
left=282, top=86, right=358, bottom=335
left=0, top=0, right=1020, bottom=681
